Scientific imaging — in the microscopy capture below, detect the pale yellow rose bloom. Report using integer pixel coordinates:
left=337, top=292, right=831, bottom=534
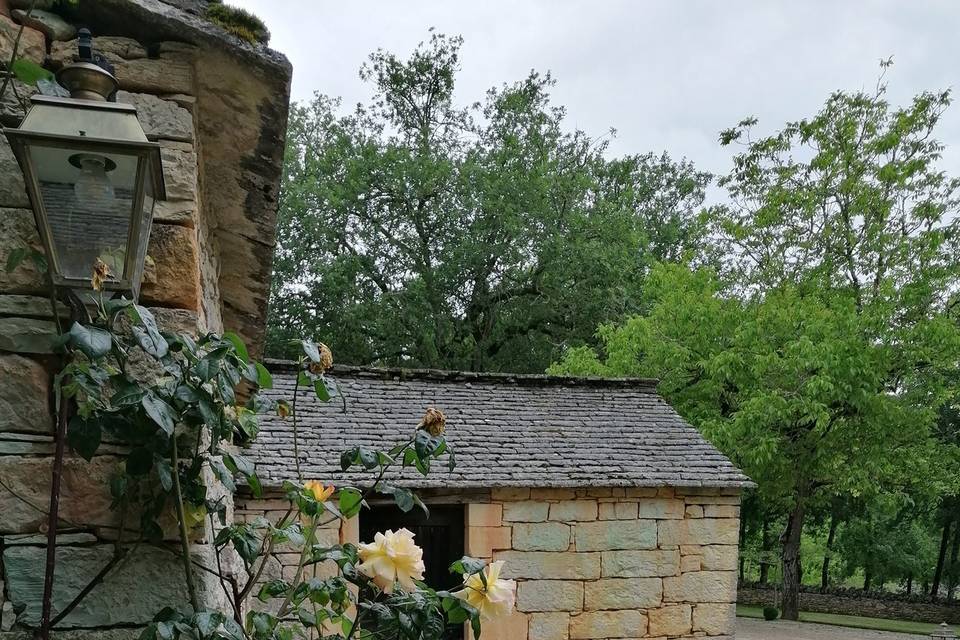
left=453, top=560, right=517, bottom=620
left=357, top=528, right=425, bottom=593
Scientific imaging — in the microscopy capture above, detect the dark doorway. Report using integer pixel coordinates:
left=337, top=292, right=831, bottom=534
left=360, top=503, right=465, bottom=640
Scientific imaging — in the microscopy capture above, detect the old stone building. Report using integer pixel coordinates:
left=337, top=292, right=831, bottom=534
left=240, top=365, right=752, bottom=640
left=0, top=0, right=290, bottom=635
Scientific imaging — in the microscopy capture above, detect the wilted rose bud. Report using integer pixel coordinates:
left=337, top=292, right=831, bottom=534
left=91, top=257, right=110, bottom=292
left=276, top=400, right=291, bottom=418
left=308, top=342, right=334, bottom=374
left=418, top=407, right=446, bottom=436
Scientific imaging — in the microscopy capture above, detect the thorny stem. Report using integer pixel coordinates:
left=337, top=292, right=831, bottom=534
left=172, top=434, right=201, bottom=612
left=274, top=514, right=319, bottom=622
left=209, top=510, right=242, bottom=624
left=236, top=507, right=293, bottom=603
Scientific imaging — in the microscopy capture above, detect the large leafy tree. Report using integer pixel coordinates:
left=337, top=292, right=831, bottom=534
left=554, top=73, right=960, bottom=619
left=267, top=33, right=711, bottom=371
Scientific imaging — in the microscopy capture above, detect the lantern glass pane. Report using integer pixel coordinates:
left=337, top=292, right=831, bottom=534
left=131, top=161, right=157, bottom=293
left=29, top=144, right=139, bottom=284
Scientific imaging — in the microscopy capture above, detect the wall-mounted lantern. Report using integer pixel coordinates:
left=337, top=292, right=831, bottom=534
left=2, top=29, right=165, bottom=299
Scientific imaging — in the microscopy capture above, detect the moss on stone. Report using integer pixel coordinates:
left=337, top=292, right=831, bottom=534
left=205, top=2, right=270, bottom=45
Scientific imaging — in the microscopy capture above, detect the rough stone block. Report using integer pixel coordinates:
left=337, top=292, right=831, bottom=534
left=530, top=488, right=575, bottom=500
left=528, top=612, right=568, bottom=640
left=662, top=571, right=737, bottom=603
left=701, top=545, right=739, bottom=571
left=503, top=501, right=549, bottom=523
left=466, top=503, right=502, bottom=527
left=0, top=354, right=51, bottom=434
left=0, top=208, right=45, bottom=295
left=52, top=38, right=194, bottom=95
left=2, top=544, right=195, bottom=627
left=569, top=610, right=646, bottom=639
left=658, top=519, right=683, bottom=548
left=0, top=456, right=117, bottom=534
left=465, top=526, right=511, bottom=557
left=601, top=549, right=680, bottom=578
left=0, top=138, right=28, bottom=208
left=692, top=602, right=735, bottom=635
left=648, top=603, right=692, bottom=636
left=0, top=15, right=43, bottom=64
left=154, top=199, right=198, bottom=227
left=140, top=223, right=201, bottom=311
left=574, top=520, right=657, bottom=551
left=512, top=522, right=571, bottom=551
left=584, top=577, right=662, bottom=610
left=0, top=317, right=57, bottom=354
left=637, top=498, right=685, bottom=519
left=685, top=505, right=704, bottom=518
left=516, top=580, right=583, bottom=612
left=0, top=78, right=36, bottom=124
left=118, top=91, right=194, bottom=143
left=684, top=518, right=740, bottom=546
left=598, top=501, right=637, bottom=520
left=11, top=9, right=75, bottom=41
left=160, top=143, right=199, bottom=201
left=467, top=609, right=528, bottom=640
left=491, top=487, right=529, bottom=501
left=624, top=487, right=658, bottom=498
left=704, top=504, right=740, bottom=519
left=681, top=554, right=703, bottom=572
left=549, top=501, right=597, bottom=522
left=493, top=551, right=600, bottom=580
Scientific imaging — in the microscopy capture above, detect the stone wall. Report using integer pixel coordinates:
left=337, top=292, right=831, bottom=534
left=0, top=9, right=231, bottom=635
left=238, top=486, right=741, bottom=640
left=739, top=586, right=960, bottom=624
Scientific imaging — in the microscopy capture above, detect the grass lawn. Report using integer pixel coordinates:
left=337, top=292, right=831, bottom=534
left=737, top=604, right=958, bottom=636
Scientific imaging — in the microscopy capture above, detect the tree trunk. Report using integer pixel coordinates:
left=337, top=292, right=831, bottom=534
left=759, top=519, right=771, bottom=585
left=820, top=511, right=839, bottom=592
left=780, top=501, right=806, bottom=621
left=863, top=568, right=872, bottom=592
left=948, top=523, right=960, bottom=601
left=906, top=575, right=913, bottom=595
left=932, top=519, right=952, bottom=600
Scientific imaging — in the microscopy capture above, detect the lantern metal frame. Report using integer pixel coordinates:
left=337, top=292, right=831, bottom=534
left=3, top=95, right=166, bottom=297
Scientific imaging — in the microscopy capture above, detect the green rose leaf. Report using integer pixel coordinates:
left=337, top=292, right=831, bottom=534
left=142, top=392, right=177, bottom=436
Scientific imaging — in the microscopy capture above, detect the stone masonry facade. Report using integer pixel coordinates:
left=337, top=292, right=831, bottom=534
left=237, top=486, right=741, bottom=640
left=0, top=1, right=291, bottom=635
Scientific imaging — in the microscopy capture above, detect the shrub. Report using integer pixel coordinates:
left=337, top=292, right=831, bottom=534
left=763, top=606, right=780, bottom=621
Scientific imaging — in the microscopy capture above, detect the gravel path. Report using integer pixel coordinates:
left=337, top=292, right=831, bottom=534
left=737, top=618, right=928, bottom=640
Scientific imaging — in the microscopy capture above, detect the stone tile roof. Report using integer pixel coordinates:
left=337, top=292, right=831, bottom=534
left=247, top=364, right=753, bottom=490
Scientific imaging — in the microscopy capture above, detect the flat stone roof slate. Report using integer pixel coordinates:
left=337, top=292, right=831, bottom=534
left=247, top=364, right=753, bottom=490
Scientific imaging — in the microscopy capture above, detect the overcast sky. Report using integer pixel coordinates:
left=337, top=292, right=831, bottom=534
left=231, top=0, right=959, bottom=180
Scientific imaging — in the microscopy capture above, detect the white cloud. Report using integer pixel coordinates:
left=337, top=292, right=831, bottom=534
left=230, top=0, right=960, bottom=178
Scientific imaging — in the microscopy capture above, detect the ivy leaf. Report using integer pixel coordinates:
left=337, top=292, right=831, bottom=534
left=68, top=322, right=112, bottom=359
left=142, top=392, right=177, bottom=436
left=67, top=415, right=101, bottom=461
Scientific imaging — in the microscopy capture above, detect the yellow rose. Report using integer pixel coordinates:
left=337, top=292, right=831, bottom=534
left=357, top=528, right=425, bottom=593
left=454, top=561, right=516, bottom=620
left=303, top=480, right=335, bottom=502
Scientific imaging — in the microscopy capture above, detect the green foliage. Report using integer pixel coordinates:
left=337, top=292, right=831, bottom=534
left=553, top=71, right=960, bottom=612
left=268, top=32, right=712, bottom=372
left=52, top=295, right=493, bottom=639
left=205, top=2, right=270, bottom=45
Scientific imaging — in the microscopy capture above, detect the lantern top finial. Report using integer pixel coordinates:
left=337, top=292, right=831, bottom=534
left=55, top=29, right=119, bottom=103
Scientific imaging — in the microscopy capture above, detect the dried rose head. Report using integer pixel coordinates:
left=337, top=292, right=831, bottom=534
left=418, top=407, right=447, bottom=436
left=91, top=257, right=111, bottom=292
left=308, top=342, right=334, bottom=374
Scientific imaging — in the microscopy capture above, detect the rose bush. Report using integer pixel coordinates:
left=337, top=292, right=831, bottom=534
left=46, top=273, right=514, bottom=640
